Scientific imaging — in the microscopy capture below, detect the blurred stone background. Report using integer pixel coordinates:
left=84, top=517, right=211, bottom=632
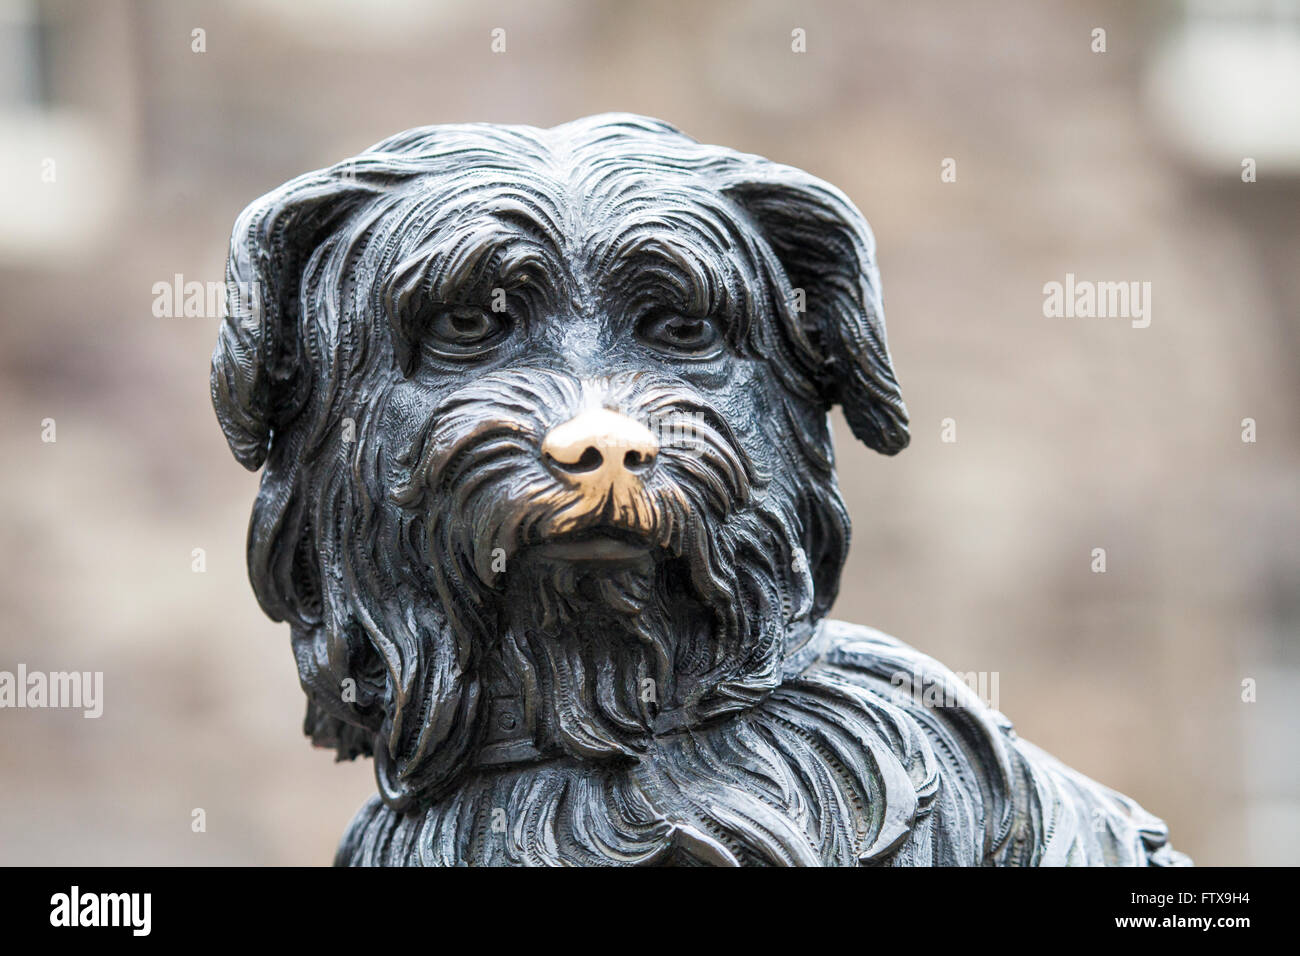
left=1, top=0, right=1296, bottom=865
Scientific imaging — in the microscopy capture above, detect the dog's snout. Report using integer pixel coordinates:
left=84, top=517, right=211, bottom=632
left=542, top=408, right=658, bottom=482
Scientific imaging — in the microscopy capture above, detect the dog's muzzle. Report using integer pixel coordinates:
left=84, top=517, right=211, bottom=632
left=537, top=406, right=661, bottom=551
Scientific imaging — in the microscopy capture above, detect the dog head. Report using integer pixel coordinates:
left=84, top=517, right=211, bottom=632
left=212, top=114, right=908, bottom=810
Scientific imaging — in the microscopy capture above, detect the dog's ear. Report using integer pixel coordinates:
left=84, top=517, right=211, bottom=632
left=716, top=161, right=909, bottom=455
left=211, top=170, right=375, bottom=469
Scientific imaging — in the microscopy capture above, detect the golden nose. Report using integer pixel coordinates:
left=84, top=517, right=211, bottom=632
left=542, top=408, right=658, bottom=482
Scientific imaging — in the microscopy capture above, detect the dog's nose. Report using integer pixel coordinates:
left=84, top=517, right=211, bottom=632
left=542, top=408, right=658, bottom=482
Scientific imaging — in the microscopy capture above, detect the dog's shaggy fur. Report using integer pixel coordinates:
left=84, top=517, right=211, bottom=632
left=212, top=114, right=1185, bottom=866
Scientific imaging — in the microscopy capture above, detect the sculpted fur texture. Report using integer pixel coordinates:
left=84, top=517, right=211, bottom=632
left=212, top=114, right=1187, bottom=866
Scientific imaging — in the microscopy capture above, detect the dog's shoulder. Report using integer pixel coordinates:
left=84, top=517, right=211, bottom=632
left=789, top=620, right=1190, bottom=866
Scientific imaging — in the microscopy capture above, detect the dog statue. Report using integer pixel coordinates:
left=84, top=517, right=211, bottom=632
left=212, top=114, right=1186, bottom=866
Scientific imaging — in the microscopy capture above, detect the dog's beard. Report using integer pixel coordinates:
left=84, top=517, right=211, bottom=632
left=495, top=528, right=791, bottom=760
left=495, top=551, right=668, bottom=754
left=386, top=370, right=813, bottom=782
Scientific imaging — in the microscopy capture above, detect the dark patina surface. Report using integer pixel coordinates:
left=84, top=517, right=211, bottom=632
left=212, top=114, right=1186, bottom=866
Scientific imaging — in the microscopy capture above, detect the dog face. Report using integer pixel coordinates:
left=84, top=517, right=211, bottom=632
left=212, top=114, right=907, bottom=810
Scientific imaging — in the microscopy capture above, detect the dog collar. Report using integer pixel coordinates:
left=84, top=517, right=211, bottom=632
left=473, top=696, right=701, bottom=768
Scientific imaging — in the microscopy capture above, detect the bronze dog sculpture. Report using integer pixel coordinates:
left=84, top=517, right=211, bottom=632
left=212, top=114, right=1186, bottom=866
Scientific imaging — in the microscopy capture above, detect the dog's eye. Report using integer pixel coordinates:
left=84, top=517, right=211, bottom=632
left=425, top=307, right=510, bottom=357
left=636, top=312, right=723, bottom=357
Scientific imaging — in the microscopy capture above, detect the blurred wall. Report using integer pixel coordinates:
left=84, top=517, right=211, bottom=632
left=0, top=0, right=1296, bottom=865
